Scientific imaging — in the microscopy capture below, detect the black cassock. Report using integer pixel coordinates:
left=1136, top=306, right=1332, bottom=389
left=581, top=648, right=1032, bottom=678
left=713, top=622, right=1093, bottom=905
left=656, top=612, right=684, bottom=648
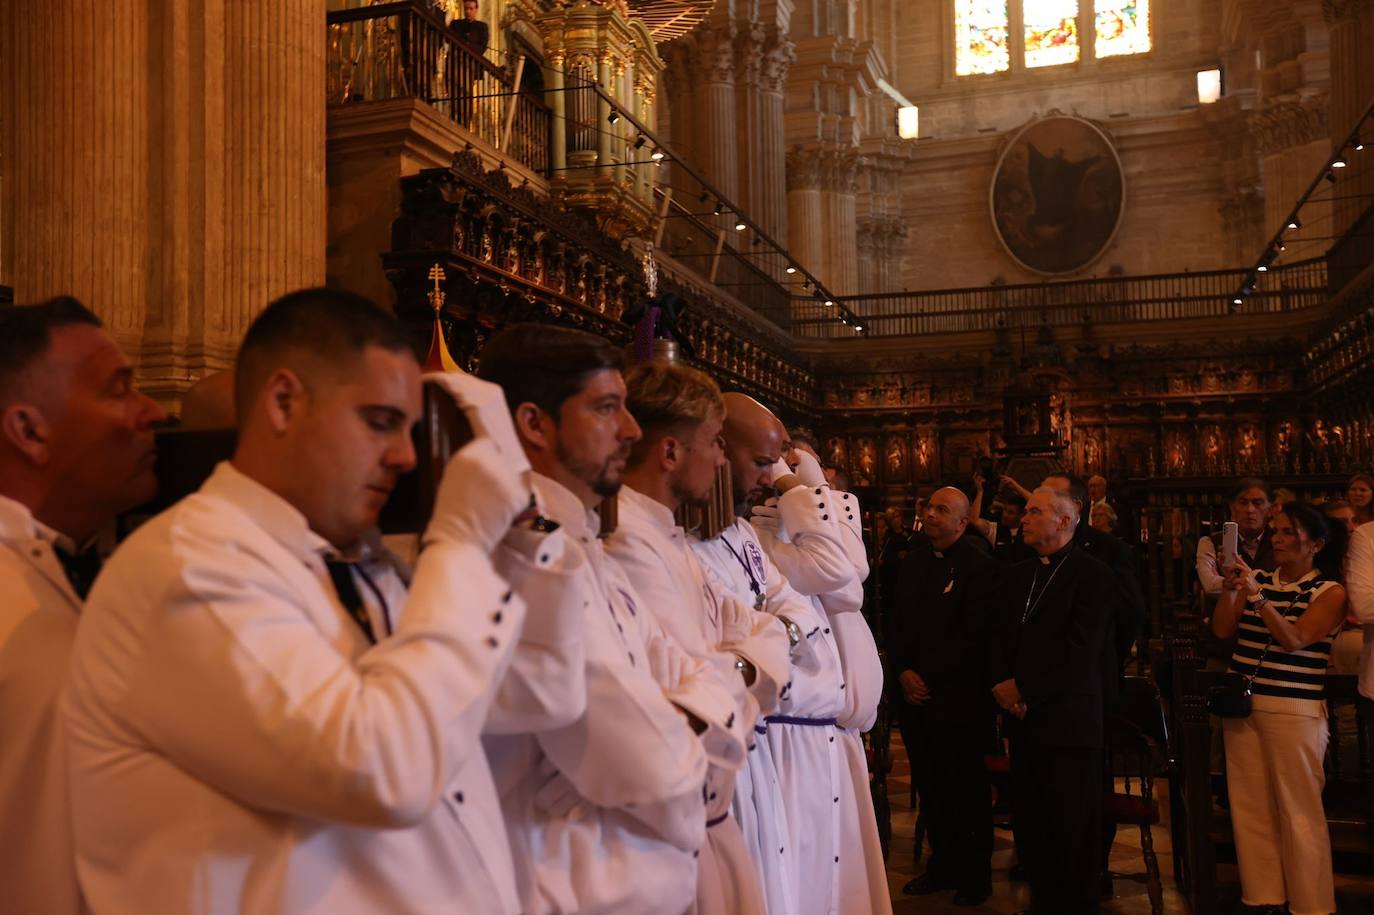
left=992, top=542, right=1113, bottom=914
left=890, top=536, right=1001, bottom=896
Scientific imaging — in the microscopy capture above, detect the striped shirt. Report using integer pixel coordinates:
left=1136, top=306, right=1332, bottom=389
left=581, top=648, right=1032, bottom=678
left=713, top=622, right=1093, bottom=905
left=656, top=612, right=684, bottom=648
left=1230, top=569, right=1341, bottom=704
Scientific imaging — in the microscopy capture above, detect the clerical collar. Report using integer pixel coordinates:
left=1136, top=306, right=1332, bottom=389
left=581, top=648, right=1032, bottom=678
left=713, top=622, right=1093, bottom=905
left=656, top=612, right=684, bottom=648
left=1037, top=541, right=1075, bottom=565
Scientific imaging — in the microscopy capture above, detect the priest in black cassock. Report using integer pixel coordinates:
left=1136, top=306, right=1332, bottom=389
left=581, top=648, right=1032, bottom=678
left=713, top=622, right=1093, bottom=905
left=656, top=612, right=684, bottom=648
left=991, top=487, right=1113, bottom=915
left=891, top=487, right=1001, bottom=906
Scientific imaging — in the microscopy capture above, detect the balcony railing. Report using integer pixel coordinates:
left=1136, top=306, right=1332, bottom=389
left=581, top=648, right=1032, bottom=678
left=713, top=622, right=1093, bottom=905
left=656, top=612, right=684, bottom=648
left=326, top=1, right=550, bottom=175
left=793, top=258, right=1330, bottom=339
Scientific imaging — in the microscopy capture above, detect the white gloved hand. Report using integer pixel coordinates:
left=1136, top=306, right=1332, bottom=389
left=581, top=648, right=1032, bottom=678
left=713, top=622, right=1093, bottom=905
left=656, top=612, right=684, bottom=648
left=764, top=457, right=792, bottom=486
left=749, top=502, right=781, bottom=534
left=789, top=448, right=826, bottom=487
left=424, top=437, right=531, bottom=554
left=719, top=595, right=754, bottom=646
left=646, top=632, right=687, bottom=693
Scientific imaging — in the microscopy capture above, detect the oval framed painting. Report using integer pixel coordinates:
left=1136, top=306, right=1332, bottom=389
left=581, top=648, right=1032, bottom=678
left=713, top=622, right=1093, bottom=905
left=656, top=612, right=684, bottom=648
left=989, top=115, right=1125, bottom=275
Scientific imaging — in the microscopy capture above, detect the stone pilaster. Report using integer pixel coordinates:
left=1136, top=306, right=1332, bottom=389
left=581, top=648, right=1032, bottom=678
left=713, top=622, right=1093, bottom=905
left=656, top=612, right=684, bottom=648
left=733, top=21, right=768, bottom=233
left=1248, top=94, right=1332, bottom=258
left=1, top=0, right=325, bottom=403
left=822, top=148, right=861, bottom=295
left=786, top=146, right=825, bottom=281
left=691, top=23, right=740, bottom=205
left=757, top=33, right=797, bottom=243
left=1324, top=0, right=1374, bottom=244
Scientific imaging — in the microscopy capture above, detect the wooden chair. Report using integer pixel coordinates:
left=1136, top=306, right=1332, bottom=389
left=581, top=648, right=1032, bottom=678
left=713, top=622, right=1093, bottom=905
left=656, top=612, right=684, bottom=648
left=867, top=695, right=894, bottom=861
left=1104, top=676, right=1172, bottom=915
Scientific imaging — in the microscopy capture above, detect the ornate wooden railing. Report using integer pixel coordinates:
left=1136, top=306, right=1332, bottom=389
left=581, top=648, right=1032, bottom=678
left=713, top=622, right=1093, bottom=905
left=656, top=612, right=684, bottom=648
left=793, top=258, right=1330, bottom=339
left=326, top=1, right=551, bottom=175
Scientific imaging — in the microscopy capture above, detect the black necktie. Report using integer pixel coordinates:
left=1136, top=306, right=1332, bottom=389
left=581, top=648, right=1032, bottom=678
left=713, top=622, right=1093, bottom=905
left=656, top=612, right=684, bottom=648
left=53, top=545, right=101, bottom=600
left=324, top=559, right=377, bottom=645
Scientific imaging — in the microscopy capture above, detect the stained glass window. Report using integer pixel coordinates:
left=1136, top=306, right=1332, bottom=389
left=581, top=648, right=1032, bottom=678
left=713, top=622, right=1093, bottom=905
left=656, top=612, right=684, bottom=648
left=954, top=0, right=1011, bottom=76
left=1094, top=0, right=1150, bottom=57
left=1024, top=0, right=1080, bottom=68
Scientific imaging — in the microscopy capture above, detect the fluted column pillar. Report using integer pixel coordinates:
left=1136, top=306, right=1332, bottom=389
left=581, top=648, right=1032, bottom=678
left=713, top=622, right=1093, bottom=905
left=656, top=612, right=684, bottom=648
left=733, top=22, right=767, bottom=227
left=1, top=0, right=151, bottom=349
left=786, top=147, right=825, bottom=280
left=1325, top=0, right=1374, bottom=241
left=757, top=34, right=796, bottom=244
left=856, top=220, right=877, bottom=294
left=823, top=149, right=860, bottom=295
left=223, top=0, right=326, bottom=343
left=691, top=24, right=740, bottom=208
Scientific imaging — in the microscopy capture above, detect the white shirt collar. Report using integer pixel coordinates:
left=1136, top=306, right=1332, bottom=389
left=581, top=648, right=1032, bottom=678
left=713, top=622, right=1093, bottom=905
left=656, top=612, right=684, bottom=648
left=0, top=492, right=79, bottom=553
left=201, top=462, right=334, bottom=562
left=532, top=472, right=598, bottom=543
left=619, top=484, right=679, bottom=532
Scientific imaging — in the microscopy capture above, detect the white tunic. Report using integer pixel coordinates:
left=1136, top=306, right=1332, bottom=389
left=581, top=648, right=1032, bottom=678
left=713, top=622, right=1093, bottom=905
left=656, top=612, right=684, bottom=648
left=486, top=474, right=744, bottom=915
left=693, top=513, right=846, bottom=915
left=63, top=462, right=585, bottom=915
left=752, top=487, right=890, bottom=915
left=607, top=485, right=792, bottom=915
left=0, top=495, right=85, bottom=915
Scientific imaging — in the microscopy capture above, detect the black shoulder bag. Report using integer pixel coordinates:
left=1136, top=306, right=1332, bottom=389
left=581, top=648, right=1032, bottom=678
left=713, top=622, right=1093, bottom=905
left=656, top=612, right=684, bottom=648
left=1207, top=635, right=1272, bottom=719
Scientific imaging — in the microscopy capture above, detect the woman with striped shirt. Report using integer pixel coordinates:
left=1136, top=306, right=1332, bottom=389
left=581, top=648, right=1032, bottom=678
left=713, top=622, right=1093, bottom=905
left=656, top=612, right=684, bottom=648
left=1212, top=501, right=1349, bottom=915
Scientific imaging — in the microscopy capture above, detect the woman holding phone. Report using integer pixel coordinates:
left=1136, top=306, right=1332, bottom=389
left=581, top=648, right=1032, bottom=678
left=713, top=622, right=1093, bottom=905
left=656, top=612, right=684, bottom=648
left=1212, top=502, right=1348, bottom=915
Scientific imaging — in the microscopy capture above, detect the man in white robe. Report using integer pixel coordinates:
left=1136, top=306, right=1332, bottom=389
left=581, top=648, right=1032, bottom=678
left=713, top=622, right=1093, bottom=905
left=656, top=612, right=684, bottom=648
left=477, top=324, right=749, bottom=915
left=0, top=297, right=166, bottom=915
left=750, top=439, right=891, bottom=915
left=64, top=289, right=580, bottom=915
left=609, top=359, right=793, bottom=915
left=691, top=393, right=849, bottom=915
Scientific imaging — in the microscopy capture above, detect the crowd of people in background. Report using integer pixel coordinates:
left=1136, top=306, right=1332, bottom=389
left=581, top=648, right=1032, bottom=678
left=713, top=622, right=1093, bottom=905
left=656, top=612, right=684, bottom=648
left=872, top=467, right=1374, bottom=915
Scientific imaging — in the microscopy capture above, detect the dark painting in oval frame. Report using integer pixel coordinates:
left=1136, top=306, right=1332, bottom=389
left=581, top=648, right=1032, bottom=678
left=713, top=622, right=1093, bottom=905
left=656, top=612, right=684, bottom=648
left=990, top=115, right=1125, bottom=275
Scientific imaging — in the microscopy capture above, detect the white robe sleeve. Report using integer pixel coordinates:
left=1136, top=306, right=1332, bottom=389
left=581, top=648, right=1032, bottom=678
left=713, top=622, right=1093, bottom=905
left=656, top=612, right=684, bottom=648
left=483, top=530, right=589, bottom=735
left=754, top=485, right=858, bottom=597
left=832, top=490, right=870, bottom=581
left=1347, top=525, right=1374, bottom=624
left=104, top=531, right=523, bottom=829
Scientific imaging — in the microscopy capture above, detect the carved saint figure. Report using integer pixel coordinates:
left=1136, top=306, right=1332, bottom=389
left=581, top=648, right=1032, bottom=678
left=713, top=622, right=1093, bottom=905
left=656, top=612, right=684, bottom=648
left=887, top=437, right=906, bottom=478
left=826, top=437, right=848, bottom=472
left=856, top=438, right=877, bottom=484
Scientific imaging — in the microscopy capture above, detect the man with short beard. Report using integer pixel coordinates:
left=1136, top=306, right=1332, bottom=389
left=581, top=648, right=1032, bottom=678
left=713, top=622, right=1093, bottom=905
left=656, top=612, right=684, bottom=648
left=609, top=360, right=792, bottom=915
left=479, top=325, right=748, bottom=914
left=0, top=297, right=166, bottom=915
left=691, top=393, right=849, bottom=915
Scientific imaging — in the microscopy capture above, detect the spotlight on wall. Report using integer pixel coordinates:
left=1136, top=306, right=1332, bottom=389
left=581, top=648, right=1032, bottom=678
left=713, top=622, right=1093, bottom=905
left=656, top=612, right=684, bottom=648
left=1356, top=138, right=1366, bottom=152
left=650, top=149, right=666, bottom=161
left=1278, top=241, right=1287, bottom=251
left=1332, top=155, right=1348, bottom=169
left=607, top=111, right=621, bottom=125
left=633, top=134, right=646, bottom=149
left=785, top=265, right=798, bottom=274
left=1324, top=171, right=1337, bottom=184
left=1257, top=264, right=1269, bottom=272
left=713, top=201, right=724, bottom=216
left=896, top=105, right=920, bottom=140
left=1197, top=69, right=1223, bottom=105
left=1233, top=297, right=1244, bottom=306
left=735, top=220, right=747, bottom=231
left=824, top=299, right=835, bottom=307
left=854, top=323, right=865, bottom=333
left=1287, top=216, right=1302, bottom=230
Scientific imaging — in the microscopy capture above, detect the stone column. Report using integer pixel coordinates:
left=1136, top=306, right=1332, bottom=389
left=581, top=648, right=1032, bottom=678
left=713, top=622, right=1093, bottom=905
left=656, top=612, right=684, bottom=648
left=733, top=21, right=767, bottom=227
left=757, top=34, right=797, bottom=243
left=786, top=147, right=825, bottom=281
left=691, top=24, right=740, bottom=207
left=1, top=0, right=152, bottom=348
left=222, top=1, right=325, bottom=344
left=1, top=0, right=325, bottom=403
left=822, top=148, right=861, bottom=295
left=856, top=219, right=877, bottom=294
left=1324, top=0, right=1374, bottom=241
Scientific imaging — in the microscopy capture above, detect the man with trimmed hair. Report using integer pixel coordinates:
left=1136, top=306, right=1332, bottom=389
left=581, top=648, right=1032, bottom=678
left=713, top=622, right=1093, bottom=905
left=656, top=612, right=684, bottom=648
left=0, top=297, right=166, bottom=915
left=992, top=487, right=1113, bottom=915
left=610, top=358, right=791, bottom=915
left=479, top=325, right=749, bottom=915
left=64, top=288, right=575, bottom=914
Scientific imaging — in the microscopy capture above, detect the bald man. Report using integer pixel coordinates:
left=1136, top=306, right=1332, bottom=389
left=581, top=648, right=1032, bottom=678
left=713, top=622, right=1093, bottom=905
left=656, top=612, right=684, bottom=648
left=691, top=393, right=849, bottom=915
left=748, top=429, right=890, bottom=915
left=891, top=486, right=1001, bottom=905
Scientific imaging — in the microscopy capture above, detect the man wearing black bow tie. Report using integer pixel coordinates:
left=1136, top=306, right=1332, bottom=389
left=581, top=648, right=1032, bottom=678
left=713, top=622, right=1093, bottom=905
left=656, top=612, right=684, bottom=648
left=0, top=297, right=166, bottom=915
left=991, top=487, right=1113, bottom=915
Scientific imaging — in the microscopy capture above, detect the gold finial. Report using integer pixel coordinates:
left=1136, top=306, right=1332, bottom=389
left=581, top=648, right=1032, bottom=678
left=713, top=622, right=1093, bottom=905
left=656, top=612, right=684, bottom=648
left=427, top=264, right=448, bottom=313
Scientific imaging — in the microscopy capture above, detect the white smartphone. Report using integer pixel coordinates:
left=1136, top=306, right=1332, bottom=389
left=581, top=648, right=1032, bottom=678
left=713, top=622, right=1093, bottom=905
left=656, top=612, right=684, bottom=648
left=1221, top=521, right=1239, bottom=574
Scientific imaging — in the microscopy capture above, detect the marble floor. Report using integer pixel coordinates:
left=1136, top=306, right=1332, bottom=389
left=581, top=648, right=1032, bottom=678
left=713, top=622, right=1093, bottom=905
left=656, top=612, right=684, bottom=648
left=881, top=732, right=1374, bottom=914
